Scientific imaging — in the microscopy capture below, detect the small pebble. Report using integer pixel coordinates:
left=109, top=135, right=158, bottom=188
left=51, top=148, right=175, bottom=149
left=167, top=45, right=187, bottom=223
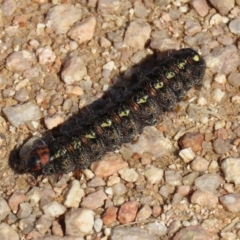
left=17, top=202, right=32, bottom=219
left=8, top=192, right=26, bottom=212
left=102, top=207, right=118, bottom=226
left=45, top=4, right=82, bottom=34
left=146, top=222, right=167, bottom=237
left=183, top=172, right=199, bottom=186
left=65, top=208, right=94, bottom=236
left=91, top=154, right=128, bottom=178
left=179, top=132, right=204, bottom=152
left=124, top=20, right=151, bottom=49
left=81, top=189, right=107, bottom=210
left=179, top=148, right=195, bottom=163
left=112, top=183, right=127, bottom=196
left=213, top=138, right=232, bottom=154
left=136, top=205, right=152, bottom=220
left=144, top=167, right=163, bottom=184
left=209, top=0, right=234, bottom=15
left=194, top=173, right=223, bottom=193
left=118, top=168, right=138, bottom=182
left=228, top=71, right=240, bottom=87
left=44, top=115, right=64, bottom=129
left=221, top=158, right=240, bottom=184
left=35, top=214, right=53, bottom=234
left=42, top=201, right=66, bottom=218
left=97, top=0, right=120, bottom=14
left=93, top=218, right=103, bottom=232
left=173, top=225, right=211, bottom=240
left=1, top=0, right=16, bottom=16
left=2, top=102, right=41, bottom=127
left=6, top=51, right=36, bottom=73
left=68, top=16, right=96, bottom=44
left=0, top=223, right=19, bottom=240
left=190, top=0, right=209, bottom=17
left=36, top=46, right=56, bottom=65
left=87, top=176, right=106, bottom=188
left=112, top=226, right=158, bottom=240
left=190, top=156, right=209, bottom=171
left=61, top=56, right=87, bottom=84
left=229, top=18, right=240, bottom=35
left=118, top=201, right=138, bottom=224
left=64, top=180, right=85, bottom=208
left=191, top=190, right=218, bottom=208
left=219, top=194, right=240, bottom=212
left=0, top=197, right=11, bottom=221
left=165, top=170, right=182, bottom=186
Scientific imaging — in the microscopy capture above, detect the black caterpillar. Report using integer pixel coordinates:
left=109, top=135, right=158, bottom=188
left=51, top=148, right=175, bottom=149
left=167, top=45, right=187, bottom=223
left=21, top=48, right=206, bottom=175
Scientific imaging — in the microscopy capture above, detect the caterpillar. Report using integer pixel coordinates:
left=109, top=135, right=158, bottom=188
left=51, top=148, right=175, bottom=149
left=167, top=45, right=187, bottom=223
left=21, top=48, right=206, bottom=175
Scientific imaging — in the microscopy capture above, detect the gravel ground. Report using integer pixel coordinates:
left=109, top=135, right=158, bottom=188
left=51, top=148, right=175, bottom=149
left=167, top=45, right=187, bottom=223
left=1, top=0, right=240, bottom=239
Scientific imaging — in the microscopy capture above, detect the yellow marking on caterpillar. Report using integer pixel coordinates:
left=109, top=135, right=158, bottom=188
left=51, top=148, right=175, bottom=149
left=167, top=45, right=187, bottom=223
left=193, top=54, right=200, bottom=62
left=154, top=81, right=164, bottom=89
left=166, top=71, right=175, bottom=79
left=54, top=148, right=67, bottom=158
left=101, top=119, right=112, bottom=127
left=137, top=95, right=149, bottom=104
left=85, top=131, right=96, bottom=139
left=178, top=60, right=186, bottom=69
left=119, top=109, right=130, bottom=117
left=72, top=140, right=81, bottom=149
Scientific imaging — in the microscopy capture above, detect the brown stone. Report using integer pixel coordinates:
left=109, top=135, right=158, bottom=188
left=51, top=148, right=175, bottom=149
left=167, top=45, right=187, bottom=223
left=179, top=132, right=204, bottom=152
left=102, top=207, right=118, bottom=226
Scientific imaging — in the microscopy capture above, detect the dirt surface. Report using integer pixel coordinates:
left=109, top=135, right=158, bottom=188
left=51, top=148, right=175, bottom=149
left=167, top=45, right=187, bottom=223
left=1, top=0, right=240, bottom=239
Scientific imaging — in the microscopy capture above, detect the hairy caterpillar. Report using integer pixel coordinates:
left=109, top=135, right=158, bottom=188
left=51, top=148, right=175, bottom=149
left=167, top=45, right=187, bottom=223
left=21, top=48, right=206, bottom=175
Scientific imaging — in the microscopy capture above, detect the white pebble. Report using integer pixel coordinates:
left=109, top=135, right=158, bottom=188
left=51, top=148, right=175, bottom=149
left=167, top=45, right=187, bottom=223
left=191, top=156, right=209, bottom=172
left=42, top=201, right=66, bottom=218
left=118, top=168, right=139, bottom=182
left=65, top=208, right=94, bottom=236
left=222, top=158, right=240, bottom=185
left=103, top=61, right=116, bottom=71
left=212, top=88, right=225, bottom=102
left=82, top=169, right=95, bottom=179
left=144, top=167, right=163, bottom=184
left=231, top=95, right=240, bottom=104
left=36, top=46, right=56, bottom=65
left=94, top=218, right=103, bottom=232
left=44, top=115, right=64, bottom=129
left=214, top=74, right=226, bottom=84
left=61, top=56, right=87, bottom=84
left=66, top=86, right=84, bottom=96
left=197, top=96, right=207, bottom=105
left=64, top=180, right=85, bottom=208
left=105, top=187, right=113, bottom=195
left=45, top=4, right=82, bottom=34
left=179, top=148, right=195, bottom=163
left=104, top=228, right=112, bottom=236
left=68, top=16, right=96, bottom=44
left=214, top=120, right=225, bottom=130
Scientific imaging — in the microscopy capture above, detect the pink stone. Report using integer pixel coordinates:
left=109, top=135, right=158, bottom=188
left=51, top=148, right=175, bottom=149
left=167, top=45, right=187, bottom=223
left=118, top=201, right=138, bottom=224
left=8, top=192, right=26, bottom=212
left=191, top=190, right=218, bottom=208
left=91, top=153, right=128, bottom=178
left=102, top=207, right=118, bottom=226
left=81, top=189, right=107, bottom=210
left=174, top=225, right=211, bottom=240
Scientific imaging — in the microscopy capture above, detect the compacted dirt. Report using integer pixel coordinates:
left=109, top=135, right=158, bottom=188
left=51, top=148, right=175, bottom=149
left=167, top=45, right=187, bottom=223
left=1, top=0, right=240, bottom=239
